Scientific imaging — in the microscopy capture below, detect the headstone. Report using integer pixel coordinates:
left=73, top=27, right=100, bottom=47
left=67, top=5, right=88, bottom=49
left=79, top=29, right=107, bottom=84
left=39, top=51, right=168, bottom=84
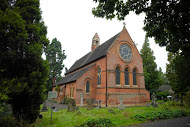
left=67, top=98, right=76, bottom=112
left=108, top=109, right=115, bottom=114
left=87, top=99, right=93, bottom=110
left=80, top=94, right=84, bottom=107
left=41, top=99, right=48, bottom=112
left=75, top=107, right=79, bottom=111
left=99, top=100, right=102, bottom=108
left=53, top=108, right=59, bottom=112
left=118, top=96, right=125, bottom=110
left=161, top=96, right=164, bottom=104
left=151, top=92, right=156, bottom=105
left=96, top=106, right=100, bottom=109
left=75, top=111, right=82, bottom=115
left=152, top=103, right=158, bottom=107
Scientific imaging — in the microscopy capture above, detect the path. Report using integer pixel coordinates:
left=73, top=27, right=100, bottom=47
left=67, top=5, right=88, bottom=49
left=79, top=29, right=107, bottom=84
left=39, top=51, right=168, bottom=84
left=125, top=116, right=190, bottom=127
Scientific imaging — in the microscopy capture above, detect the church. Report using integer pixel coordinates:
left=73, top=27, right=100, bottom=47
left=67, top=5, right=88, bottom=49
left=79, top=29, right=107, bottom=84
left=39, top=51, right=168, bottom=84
left=53, top=25, right=150, bottom=107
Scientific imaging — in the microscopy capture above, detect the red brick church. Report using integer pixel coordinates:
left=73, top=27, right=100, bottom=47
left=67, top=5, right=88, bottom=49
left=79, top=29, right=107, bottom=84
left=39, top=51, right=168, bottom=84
left=53, top=26, right=150, bottom=107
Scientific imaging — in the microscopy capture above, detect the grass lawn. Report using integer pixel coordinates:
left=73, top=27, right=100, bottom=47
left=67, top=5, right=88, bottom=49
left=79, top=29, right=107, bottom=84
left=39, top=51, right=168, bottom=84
left=33, top=103, right=190, bottom=127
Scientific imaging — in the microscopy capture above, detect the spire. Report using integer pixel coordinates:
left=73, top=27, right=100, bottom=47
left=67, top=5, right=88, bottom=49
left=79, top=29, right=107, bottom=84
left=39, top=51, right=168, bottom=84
left=91, top=33, right=100, bottom=52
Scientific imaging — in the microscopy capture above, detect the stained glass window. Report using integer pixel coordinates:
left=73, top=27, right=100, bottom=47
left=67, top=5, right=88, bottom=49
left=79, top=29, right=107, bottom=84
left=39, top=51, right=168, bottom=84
left=133, top=68, right=137, bottom=85
left=97, top=68, right=101, bottom=85
left=116, top=67, right=120, bottom=84
left=119, top=44, right=132, bottom=61
left=86, top=80, right=90, bottom=93
left=125, top=68, right=129, bottom=85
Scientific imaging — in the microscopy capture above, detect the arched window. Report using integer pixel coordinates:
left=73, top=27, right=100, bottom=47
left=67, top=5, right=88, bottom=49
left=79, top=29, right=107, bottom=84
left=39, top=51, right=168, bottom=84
left=70, top=86, right=74, bottom=97
left=125, top=68, right=129, bottom=85
left=116, top=66, right=120, bottom=85
left=97, top=68, right=101, bottom=85
left=86, top=80, right=90, bottom=94
left=133, top=68, right=137, bottom=85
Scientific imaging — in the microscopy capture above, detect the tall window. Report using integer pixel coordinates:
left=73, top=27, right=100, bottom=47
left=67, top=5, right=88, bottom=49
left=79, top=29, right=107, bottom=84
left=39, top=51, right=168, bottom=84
left=133, top=68, right=137, bottom=85
left=97, top=68, right=101, bottom=85
left=86, top=80, right=90, bottom=93
left=116, top=66, right=120, bottom=84
left=125, top=68, right=129, bottom=85
left=70, top=86, right=74, bottom=97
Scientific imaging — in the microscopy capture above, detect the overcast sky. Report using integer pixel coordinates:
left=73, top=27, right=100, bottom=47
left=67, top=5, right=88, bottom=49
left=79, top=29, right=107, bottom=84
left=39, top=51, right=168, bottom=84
left=40, top=0, right=168, bottom=75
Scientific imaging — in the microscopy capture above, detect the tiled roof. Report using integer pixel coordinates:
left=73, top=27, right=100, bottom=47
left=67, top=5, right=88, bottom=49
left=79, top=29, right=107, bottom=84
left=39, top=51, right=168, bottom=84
left=53, top=64, right=94, bottom=86
left=65, top=32, right=120, bottom=75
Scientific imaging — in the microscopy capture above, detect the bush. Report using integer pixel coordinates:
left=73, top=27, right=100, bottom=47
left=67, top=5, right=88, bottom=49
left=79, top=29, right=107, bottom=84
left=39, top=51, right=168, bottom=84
left=63, top=95, right=70, bottom=104
left=78, top=118, right=114, bottom=127
left=0, top=115, right=18, bottom=127
left=185, top=90, right=190, bottom=106
left=131, top=114, right=145, bottom=121
left=156, top=90, right=170, bottom=100
left=131, top=109, right=187, bottom=121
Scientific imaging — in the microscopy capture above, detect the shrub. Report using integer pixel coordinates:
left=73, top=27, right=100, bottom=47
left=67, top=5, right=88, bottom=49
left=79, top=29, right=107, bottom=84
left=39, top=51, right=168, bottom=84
left=131, top=114, right=145, bottom=121
left=185, top=90, right=190, bottom=106
left=78, top=118, right=114, bottom=127
left=156, top=90, right=170, bottom=100
left=63, top=95, right=70, bottom=104
left=131, top=109, right=188, bottom=121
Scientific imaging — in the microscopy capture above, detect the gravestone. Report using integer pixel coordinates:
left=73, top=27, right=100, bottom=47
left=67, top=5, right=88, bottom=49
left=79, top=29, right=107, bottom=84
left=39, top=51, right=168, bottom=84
left=67, top=98, right=76, bottom=112
left=108, top=109, right=115, bottom=114
left=161, top=96, right=164, bottom=104
left=96, top=106, right=100, bottom=109
left=96, top=100, right=102, bottom=109
left=151, top=92, right=158, bottom=107
left=118, top=96, right=125, bottom=110
left=99, top=100, right=102, bottom=108
left=80, top=94, right=84, bottom=107
left=87, top=99, right=93, bottom=110
left=151, top=92, right=156, bottom=105
left=75, top=111, right=82, bottom=115
left=41, top=99, right=48, bottom=112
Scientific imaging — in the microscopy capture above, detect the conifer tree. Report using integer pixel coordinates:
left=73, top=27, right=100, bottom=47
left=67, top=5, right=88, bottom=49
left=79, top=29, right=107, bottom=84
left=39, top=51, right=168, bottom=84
left=0, top=0, right=49, bottom=124
left=45, top=38, right=66, bottom=90
left=140, top=37, right=160, bottom=93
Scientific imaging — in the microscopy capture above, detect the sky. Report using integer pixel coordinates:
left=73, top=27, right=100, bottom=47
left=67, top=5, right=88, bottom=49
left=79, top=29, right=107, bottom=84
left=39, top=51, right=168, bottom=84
left=40, top=0, right=168, bottom=75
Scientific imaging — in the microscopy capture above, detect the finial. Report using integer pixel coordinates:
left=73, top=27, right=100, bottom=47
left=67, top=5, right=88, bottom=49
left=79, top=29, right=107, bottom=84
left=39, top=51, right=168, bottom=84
left=123, top=22, right=126, bottom=26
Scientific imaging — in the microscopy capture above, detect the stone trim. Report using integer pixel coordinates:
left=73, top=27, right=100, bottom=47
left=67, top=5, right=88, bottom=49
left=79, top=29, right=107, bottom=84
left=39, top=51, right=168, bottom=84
left=96, top=87, right=146, bottom=89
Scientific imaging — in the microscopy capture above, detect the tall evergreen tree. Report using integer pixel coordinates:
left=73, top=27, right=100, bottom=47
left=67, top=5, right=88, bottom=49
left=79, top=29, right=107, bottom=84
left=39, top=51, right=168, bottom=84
left=45, top=38, right=66, bottom=90
left=0, top=0, right=49, bottom=124
left=140, top=37, right=160, bottom=93
left=166, top=52, right=190, bottom=94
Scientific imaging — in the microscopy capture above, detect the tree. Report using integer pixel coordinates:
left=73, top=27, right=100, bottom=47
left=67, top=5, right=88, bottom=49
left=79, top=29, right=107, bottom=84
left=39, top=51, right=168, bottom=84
left=158, top=67, right=168, bottom=86
left=167, top=52, right=190, bottom=94
left=140, top=37, right=160, bottom=93
left=92, top=0, right=190, bottom=57
left=0, top=0, right=49, bottom=124
left=45, top=38, right=66, bottom=90
left=166, top=52, right=179, bottom=94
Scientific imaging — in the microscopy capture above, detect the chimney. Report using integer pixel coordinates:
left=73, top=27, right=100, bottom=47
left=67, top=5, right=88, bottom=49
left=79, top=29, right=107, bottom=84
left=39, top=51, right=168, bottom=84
left=91, top=33, right=100, bottom=52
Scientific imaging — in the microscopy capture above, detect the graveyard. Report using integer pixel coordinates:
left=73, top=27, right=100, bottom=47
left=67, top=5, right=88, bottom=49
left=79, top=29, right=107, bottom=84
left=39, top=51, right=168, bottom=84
left=33, top=99, right=190, bottom=127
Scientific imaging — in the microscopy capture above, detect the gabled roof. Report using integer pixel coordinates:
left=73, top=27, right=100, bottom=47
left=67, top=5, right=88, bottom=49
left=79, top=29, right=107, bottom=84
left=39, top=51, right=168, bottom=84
left=53, top=64, right=94, bottom=86
left=65, top=32, right=120, bottom=75
left=158, top=85, right=171, bottom=92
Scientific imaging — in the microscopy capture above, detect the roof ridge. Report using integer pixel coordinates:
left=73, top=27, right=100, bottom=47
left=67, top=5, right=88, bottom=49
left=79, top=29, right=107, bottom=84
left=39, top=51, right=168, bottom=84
left=53, top=64, right=95, bottom=86
left=66, top=32, right=120, bottom=75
